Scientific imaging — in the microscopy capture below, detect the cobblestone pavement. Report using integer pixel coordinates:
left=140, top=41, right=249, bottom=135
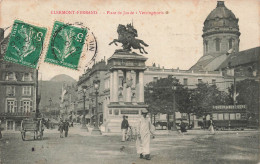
left=0, top=127, right=259, bottom=164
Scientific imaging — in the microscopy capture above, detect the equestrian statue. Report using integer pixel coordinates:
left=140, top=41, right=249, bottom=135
left=109, top=23, right=149, bottom=54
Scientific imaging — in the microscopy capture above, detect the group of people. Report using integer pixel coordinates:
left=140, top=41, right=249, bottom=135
left=121, top=109, right=216, bottom=161
left=58, top=119, right=70, bottom=138
left=121, top=109, right=155, bottom=160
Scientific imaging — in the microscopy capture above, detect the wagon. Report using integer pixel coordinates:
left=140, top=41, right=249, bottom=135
left=20, top=118, right=44, bottom=141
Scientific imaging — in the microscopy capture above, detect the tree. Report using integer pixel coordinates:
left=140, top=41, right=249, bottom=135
left=229, top=79, right=259, bottom=119
left=144, top=75, right=193, bottom=129
left=191, top=83, right=232, bottom=117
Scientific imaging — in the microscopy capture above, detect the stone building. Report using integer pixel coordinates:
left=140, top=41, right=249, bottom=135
left=77, top=60, right=225, bottom=132
left=77, top=60, right=108, bottom=125
left=0, top=28, right=38, bottom=131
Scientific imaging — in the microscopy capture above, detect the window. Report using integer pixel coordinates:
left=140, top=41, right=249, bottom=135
left=22, top=86, right=31, bottom=96
left=20, top=100, right=32, bottom=113
left=198, top=79, right=202, bottom=84
left=114, top=109, right=119, bottom=115
left=6, top=100, right=17, bottom=113
left=6, top=86, right=15, bottom=96
left=183, top=78, right=188, bottom=86
left=228, top=39, right=233, bottom=49
left=7, top=121, right=14, bottom=130
left=212, top=113, right=218, bottom=120
left=236, top=113, right=241, bottom=120
left=218, top=113, right=223, bottom=120
left=23, top=73, right=32, bottom=81
left=224, top=113, right=229, bottom=120
left=215, top=38, right=220, bottom=51
left=153, top=77, right=158, bottom=82
left=204, top=41, right=208, bottom=53
left=212, top=79, right=216, bottom=85
left=5, top=72, right=16, bottom=81
left=109, top=109, right=112, bottom=115
left=230, top=113, right=235, bottom=120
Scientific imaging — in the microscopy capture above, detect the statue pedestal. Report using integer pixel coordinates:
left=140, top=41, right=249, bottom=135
left=104, top=51, right=148, bottom=133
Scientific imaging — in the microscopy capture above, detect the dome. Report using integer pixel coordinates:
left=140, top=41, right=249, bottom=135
left=203, top=1, right=240, bottom=35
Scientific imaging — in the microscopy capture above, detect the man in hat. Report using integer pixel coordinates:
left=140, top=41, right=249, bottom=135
left=58, top=118, right=64, bottom=138
left=136, top=108, right=155, bottom=160
left=64, top=119, right=70, bottom=137
left=121, top=115, right=129, bottom=142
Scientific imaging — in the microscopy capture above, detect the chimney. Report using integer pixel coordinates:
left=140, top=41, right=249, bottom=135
left=217, top=1, right=225, bottom=7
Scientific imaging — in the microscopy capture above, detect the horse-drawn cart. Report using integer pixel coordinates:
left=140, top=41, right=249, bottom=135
left=20, top=119, right=44, bottom=141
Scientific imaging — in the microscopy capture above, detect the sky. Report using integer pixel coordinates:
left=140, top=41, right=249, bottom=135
left=0, top=0, right=259, bottom=81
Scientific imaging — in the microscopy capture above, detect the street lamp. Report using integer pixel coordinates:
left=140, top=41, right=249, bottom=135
left=91, top=76, right=102, bottom=135
left=149, top=89, right=156, bottom=126
left=172, top=86, right=177, bottom=131
left=49, top=98, right=53, bottom=118
left=81, top=85, right=89, bottom=131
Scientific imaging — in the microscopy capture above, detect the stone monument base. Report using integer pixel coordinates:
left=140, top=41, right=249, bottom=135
left=103, top=103, right=148, bottom=133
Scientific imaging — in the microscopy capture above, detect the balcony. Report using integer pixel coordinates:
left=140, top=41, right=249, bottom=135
left=0, top=112, right=33, bottom=119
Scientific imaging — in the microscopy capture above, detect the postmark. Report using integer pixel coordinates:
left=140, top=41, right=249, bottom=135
left=4, top=20, right=47, bottom=68
left=44, top=21, right=88, bottom=70
left=84, top=31, right=98, bottom=69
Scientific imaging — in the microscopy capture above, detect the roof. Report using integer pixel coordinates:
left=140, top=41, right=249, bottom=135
left=205, top=1, right=237, bottom=21
left=203, top=1, right=239, bottom=34
left=189, top=53, right=223, bottom=71
left=217, top=47, right=260, bottom=70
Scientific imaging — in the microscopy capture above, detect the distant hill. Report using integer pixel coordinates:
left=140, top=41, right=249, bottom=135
left=50, top=74, right=76, bottom=83
left=39, top=74, right=77, bottom=112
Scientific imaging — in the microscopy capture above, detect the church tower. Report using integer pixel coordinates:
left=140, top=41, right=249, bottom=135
left=190, top=1, right=240, bottom=71
left=202, top=1, right=240, bottom=56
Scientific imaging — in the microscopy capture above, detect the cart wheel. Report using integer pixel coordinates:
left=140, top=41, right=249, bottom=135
left=21, top=132, right=25, bottom=141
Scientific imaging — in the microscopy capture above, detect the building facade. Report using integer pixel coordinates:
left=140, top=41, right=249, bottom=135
left=0, top=28, right=38, bottom=131
left=77, top=60, right=108, bottom=125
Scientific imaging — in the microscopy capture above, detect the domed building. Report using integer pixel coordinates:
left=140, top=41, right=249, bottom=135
left=190, top=1, right=241, bottom=71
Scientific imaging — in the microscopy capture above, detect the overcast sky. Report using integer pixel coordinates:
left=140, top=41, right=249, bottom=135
left=1, top=0, right=259, bottom=80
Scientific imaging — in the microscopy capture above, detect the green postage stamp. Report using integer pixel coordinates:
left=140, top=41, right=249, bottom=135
left=44, top=21, right=88, bottom=70
left=4, top=20, right=47, bottom=68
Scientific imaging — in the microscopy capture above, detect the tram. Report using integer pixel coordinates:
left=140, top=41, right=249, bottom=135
left=208, top=105, right=247, bottom=131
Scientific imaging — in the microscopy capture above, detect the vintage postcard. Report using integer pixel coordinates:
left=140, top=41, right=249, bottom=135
left=0, top=0, right=259, bottom=164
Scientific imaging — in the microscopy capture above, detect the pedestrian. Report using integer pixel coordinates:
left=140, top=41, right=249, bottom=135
left=209, top=118, right=215, bottom=134
left=121, top=115, right=129, bottom=142
left=58, top=119, right=64, bottom=138
left=64, top=119, right=70, bottom=137
left=180, top=120, right=187, bottom=133
left=0, top=120, right=2, bottom=139
left=136, top=109, right=155, bottom=160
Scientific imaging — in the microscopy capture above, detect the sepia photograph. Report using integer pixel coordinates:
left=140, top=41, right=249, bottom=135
left=0, top=0, right=259, bottom=163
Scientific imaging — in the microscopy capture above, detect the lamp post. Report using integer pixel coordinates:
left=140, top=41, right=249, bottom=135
left=149, top=89, right=156, bottom=126
left=91, top=76, right=102, bottom=135
left=172, top=86, right=177, bottom=131
left=81, top=85, right=88, bottom=131
left=49, top=98, right=53, bottom=118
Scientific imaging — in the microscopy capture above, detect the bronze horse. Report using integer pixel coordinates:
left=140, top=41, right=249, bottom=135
left=109, top=24, right=149, bottom=54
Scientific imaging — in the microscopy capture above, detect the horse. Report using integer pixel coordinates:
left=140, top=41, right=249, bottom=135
left=109, top=24, right=149, bottom=54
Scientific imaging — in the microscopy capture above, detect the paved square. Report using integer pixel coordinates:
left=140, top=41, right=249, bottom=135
left=0, top=128, right=258, bottom=164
